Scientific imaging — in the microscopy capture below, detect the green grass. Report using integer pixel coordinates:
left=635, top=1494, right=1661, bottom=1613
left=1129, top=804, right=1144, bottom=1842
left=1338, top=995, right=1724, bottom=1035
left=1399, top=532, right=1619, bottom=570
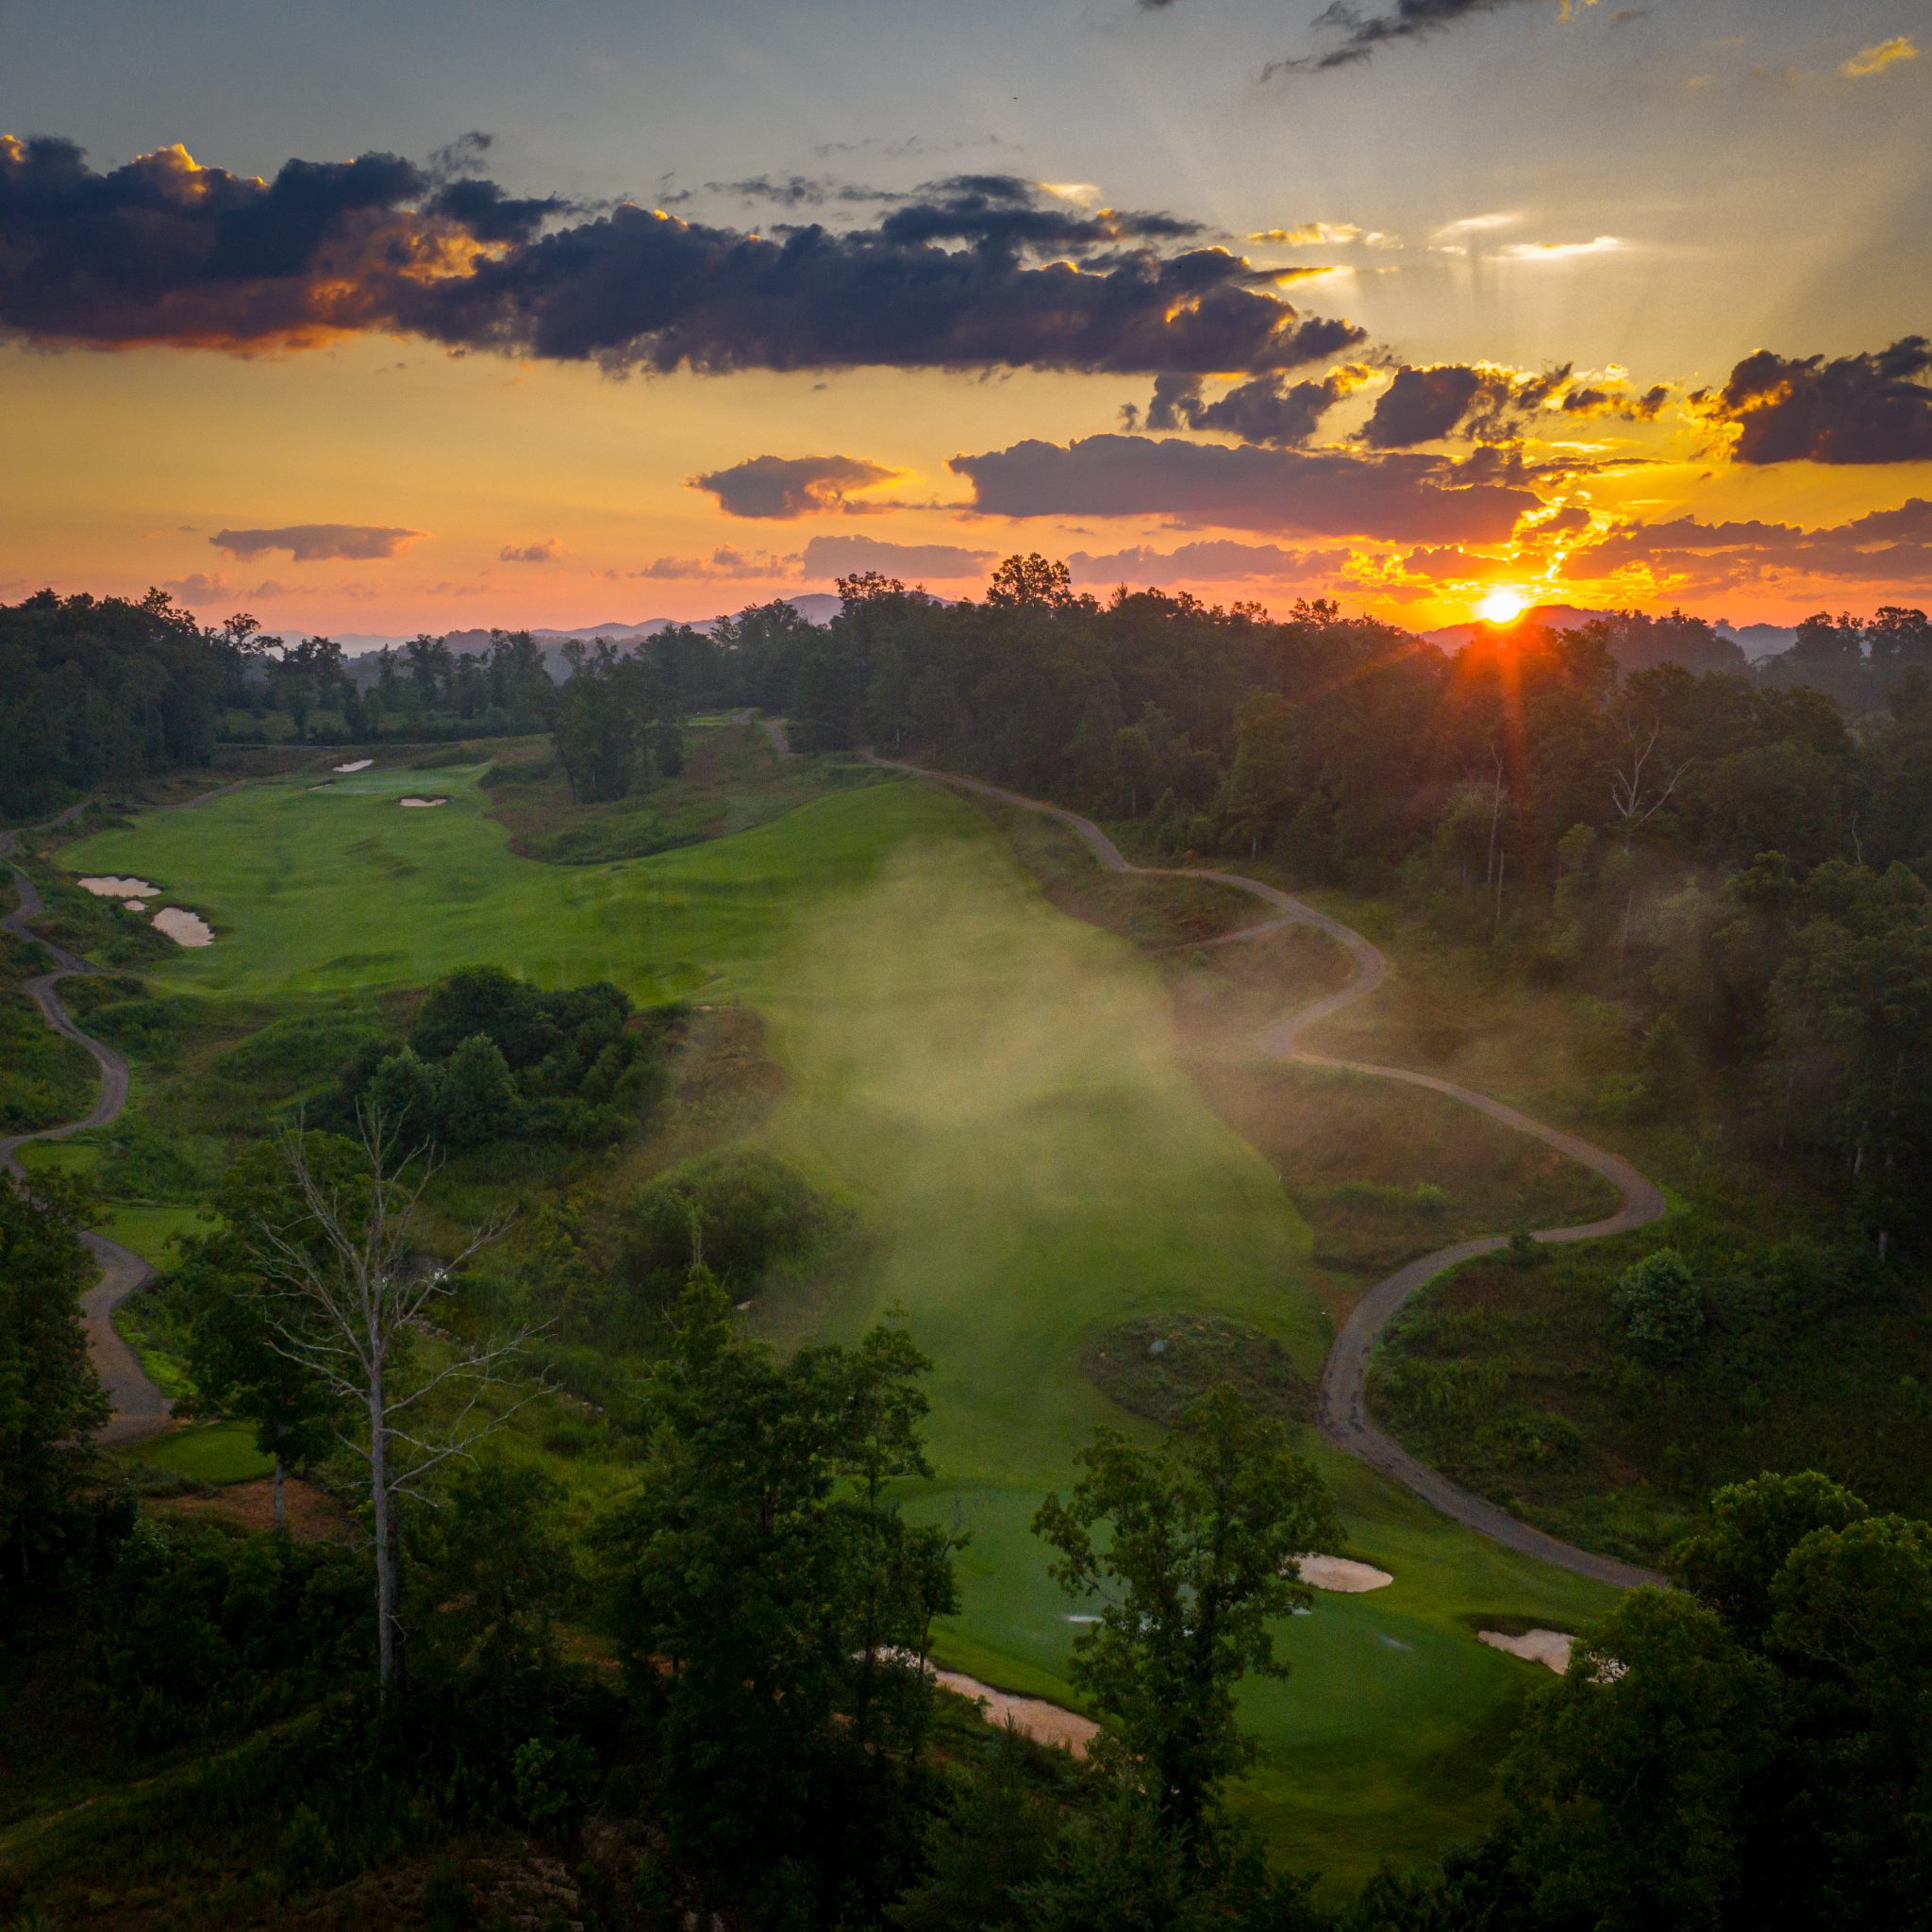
left=18, top=1141, right=100, bottom=1179
left=59, top=758, right=1624, bottom=1884
left=94, top=1202, right=214, bottom=1270
left=125, top=1421, right=274, bottom=1486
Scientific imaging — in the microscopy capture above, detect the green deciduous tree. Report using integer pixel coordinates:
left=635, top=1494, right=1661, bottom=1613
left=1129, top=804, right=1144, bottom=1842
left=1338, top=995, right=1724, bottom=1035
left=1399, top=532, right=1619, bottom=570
left=0, top=1174, right=108, bottom=1589
left=1034, top=1385, right=1340, bottom=1862
left=606, top=1277, right=957, bottom=1910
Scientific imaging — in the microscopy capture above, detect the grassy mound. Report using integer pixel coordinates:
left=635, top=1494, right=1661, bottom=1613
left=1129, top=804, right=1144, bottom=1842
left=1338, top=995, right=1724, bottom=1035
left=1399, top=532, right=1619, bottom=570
left=1084, top=1313, right=1313, bottom=1426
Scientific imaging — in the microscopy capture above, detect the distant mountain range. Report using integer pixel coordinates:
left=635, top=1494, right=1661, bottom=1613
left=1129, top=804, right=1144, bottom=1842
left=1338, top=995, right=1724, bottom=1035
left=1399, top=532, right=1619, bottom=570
left=1424, top=604, right=1797, bottom=663
left=326, top=593, right=1802, bottom=668
left=329, top=592, right=843, bottom=657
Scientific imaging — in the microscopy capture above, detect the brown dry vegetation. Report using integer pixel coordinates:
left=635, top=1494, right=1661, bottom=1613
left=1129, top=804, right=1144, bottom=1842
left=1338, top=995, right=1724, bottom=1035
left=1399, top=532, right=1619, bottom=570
left=1192, top=1061, right=1619, bottom=1322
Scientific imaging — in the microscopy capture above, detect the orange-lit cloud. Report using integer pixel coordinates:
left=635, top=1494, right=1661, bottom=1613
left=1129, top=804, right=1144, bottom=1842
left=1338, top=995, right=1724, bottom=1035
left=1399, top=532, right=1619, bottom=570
left=1841, top=36, right=1917, bottom=78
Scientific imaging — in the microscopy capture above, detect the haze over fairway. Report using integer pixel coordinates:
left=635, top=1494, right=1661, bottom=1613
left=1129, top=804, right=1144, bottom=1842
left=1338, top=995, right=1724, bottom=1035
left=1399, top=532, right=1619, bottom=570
left=61, top=759, right=1622, bottom=1874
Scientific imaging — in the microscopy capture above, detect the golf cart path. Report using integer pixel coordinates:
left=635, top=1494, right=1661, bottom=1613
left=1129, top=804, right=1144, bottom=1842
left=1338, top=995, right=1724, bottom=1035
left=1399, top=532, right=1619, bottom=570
left=868, top=755, right=1666, bottom=1591
left=1, top=804, right=186, bottom=1445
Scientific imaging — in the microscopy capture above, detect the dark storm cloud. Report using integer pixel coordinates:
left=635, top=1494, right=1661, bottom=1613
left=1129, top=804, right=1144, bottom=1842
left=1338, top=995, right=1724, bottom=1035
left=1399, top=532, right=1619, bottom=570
left=0, top=136, right=1364, bottom=377
left=1360, top=365, right=1488, bottom=445
left=691, top=455, right=897, bottom=519
left=1563, top=381, right=1670, bottom=420
left=1704, top=339, right=1932, bottom=465
left=210, top=524, right=419, bottom=561
left=1359, top=362, right=1578, bottom=446
left=949, top=434, right=1538, bottom=542
left=1143, top=368, right=1361, bottom=445
left=875, top=177, right=1202, bottom=250
left=424, top=176, right=575, bottom=243
left=1276, top=0, right=1538, bottom=73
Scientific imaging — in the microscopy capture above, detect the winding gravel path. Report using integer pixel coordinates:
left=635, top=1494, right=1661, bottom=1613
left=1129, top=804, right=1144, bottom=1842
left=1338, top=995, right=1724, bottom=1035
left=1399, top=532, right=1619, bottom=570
left=868, top=755, right=1668, bottom=1591
left=1, top=808, right=174, bottom=1445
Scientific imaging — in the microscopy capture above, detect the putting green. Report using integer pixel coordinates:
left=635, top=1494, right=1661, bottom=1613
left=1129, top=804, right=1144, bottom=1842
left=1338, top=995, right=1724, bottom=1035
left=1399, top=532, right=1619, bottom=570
left=63, top=762, right=1618, bottom=1882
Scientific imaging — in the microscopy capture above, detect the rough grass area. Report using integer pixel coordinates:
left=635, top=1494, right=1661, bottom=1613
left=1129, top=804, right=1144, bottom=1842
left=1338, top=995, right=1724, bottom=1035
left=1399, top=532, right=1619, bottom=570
left=1083, top=1313, right=1313, bottom=1426
left=1371, top=1206, right=1932, bottom=1566
left=481, top=720, right=883, bottom=862
left=1191, top=1061, right=1620, bottom=1318
left=0, top=910, right=99, bottom=1133
left=1167, top=923, right=1356, bottom=1045
left=968, top=792, right=1267, bottom=950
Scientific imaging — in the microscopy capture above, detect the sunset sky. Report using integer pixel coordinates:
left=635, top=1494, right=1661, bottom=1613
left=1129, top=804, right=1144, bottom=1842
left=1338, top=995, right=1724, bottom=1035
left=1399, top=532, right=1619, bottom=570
left=4, top=0, right=1928, bottom=637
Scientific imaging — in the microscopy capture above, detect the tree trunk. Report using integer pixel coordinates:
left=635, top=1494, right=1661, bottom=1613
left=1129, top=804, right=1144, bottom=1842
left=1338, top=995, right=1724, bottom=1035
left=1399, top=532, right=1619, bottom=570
left=369, top=1370, right=396, bottom=1691
left=273, top=1450, right=285, bottom=1534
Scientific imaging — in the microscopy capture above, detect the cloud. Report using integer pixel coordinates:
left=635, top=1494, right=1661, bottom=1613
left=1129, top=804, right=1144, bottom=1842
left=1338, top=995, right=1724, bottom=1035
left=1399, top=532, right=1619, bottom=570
left=245, top=577, right=314, bottom=598
left=1064, top=538, right=1343, bottom=582
left=0, top=136, right=1366, bottom=377
left=949, top=434, right=1539, bottom=542
left=1249, top=223, right=1360, bottom=245
left=498, top=538, right=559, bottom=563
left=1704, top=339, right=1932, bottom=465
left=1562, top=380, right=1669, bottom=420
left=1359, top=362, right=1575, bottom=447
left=1277, top=0, right=1554, bottom=74
left=1841, top=35, right=1917, bottom=78
left=691, top=454, right=898, bottom=519
left=1141, top=366, right=1370, bottom=445
left=1564, top=497, right=1932, bottom=595
left=1499, top=235, right=1624, bottom=260
left=632, top=546, right=791, bottom=580
left=798, top=535, right=995, bottom=580
left=210, top=523, right=420, bottom=561
left=161, top=571, right=234, bottom=604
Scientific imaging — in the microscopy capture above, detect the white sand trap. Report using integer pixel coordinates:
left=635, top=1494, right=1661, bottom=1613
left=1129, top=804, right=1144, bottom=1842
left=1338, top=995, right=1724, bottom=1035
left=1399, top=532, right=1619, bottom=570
left=79, top=875, right=159, bottom=899
left=333, top=758, right=374, bottom=773
left=931, top=1668, right=1101, bottom=1757
left=152, top=907, right=213, bottom=947
left=1479, top=1628, right=1574, bottom=1674
left=399, top=795, right=449, bottom=808
left=1295, top=1555, right=1394, bottom=1593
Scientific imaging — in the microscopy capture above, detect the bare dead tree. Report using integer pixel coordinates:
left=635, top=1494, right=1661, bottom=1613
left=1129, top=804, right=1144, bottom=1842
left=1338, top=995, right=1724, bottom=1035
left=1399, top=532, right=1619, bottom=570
left=251, top=1108, right=530, bottom=1690
left=1608, top=721, right=1694, bottom=848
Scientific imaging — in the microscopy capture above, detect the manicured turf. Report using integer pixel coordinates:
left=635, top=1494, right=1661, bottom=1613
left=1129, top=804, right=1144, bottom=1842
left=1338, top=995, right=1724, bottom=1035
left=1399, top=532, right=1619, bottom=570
left=126, top=1421, right=275, bottom=1486
left=62, top=762, right=1622, bottom=1885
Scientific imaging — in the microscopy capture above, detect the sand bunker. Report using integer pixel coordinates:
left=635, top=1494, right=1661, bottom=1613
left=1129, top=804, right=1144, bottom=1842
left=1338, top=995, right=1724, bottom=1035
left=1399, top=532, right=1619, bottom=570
left=333, top=758, right=374, bottom=773
left=79, top=875, right=159, bottom=899
left=1479, top=1628, right=1574, bottom=1674
left=152, top=907, right=213, bottom=947
left=399, top=796, right=449, bottom=808
left=930, top=1668, right=1100, bottom=1757
left=1295, top=1555, right=1394, bottom=1593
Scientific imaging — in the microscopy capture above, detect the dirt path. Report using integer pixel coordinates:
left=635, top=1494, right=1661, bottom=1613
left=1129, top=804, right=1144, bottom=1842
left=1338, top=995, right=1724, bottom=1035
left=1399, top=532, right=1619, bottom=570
left=868, top=757, right=1667, bottom=1591
left=729, top=707, right=793, bottom=759
left=1, top=809, right=173, bottom=1444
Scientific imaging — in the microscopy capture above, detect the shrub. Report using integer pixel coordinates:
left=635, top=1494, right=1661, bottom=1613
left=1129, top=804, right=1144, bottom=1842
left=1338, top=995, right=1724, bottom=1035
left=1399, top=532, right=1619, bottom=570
left=511, top=1734, right=598, bottom=1841
left=621, top=1148, right=833, bottom=1304
left=1612, top=1246, right=1705, bottom=1367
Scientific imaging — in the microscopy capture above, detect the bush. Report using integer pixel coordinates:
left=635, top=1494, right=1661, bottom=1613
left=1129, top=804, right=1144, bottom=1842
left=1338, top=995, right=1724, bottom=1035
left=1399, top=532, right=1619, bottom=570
left=1612, top=1247, right=1705, bottom=1367
left=621, top=1148, right=834, bottom=1304
left=511, top=1734, right=599, bottom=1841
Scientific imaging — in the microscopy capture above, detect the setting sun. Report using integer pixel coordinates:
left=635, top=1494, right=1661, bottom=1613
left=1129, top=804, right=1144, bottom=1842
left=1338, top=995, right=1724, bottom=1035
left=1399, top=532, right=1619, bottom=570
left=1477, top=589, right=1528, bottom=626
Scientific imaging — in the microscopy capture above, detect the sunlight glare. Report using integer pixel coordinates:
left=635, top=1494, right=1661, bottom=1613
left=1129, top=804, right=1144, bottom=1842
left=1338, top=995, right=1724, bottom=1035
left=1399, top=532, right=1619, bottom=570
left=1478, top=589, right=1527, bottom=626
